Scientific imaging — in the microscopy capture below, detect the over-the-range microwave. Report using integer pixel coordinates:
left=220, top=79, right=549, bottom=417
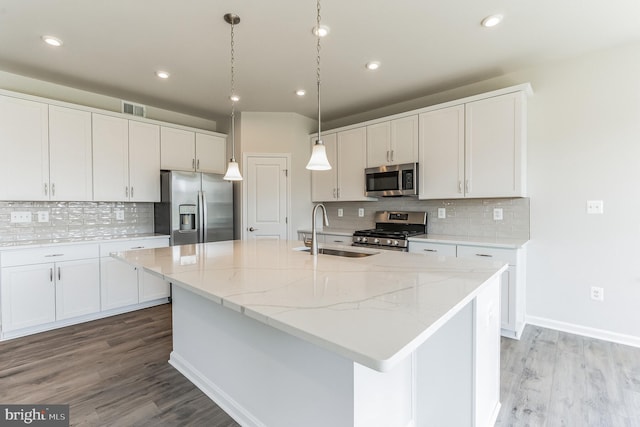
left=365, top=162, right=418, bottom=197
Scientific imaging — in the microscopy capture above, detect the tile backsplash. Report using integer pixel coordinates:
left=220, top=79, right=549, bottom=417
left=0, top=201, right=154, bottom=245
left=322, top=198, right=530, bottom=239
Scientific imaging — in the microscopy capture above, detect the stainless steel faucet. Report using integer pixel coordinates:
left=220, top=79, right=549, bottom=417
left=310, top=203, right=329, bottom=255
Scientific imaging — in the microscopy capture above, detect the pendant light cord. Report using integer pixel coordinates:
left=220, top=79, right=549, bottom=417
left=230, top=18, right=237, bottom=162
left=316, top=0, right=322, bottom=142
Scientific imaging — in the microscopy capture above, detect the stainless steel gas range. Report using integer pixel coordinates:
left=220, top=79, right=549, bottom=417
left=352, top=211, right=427, bottom=252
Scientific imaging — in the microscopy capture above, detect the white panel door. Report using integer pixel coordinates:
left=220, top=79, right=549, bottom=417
left=160, top=126, right=195, bottom=171
left=310, top=133, right=338, bottom=202
left=0, top=95, right=49, bottom=201
left=196, top=133, right=227, bottom=174
left=100, top=257, right=139, bottom=310
left=1, top=263, right=56, bottom=331
left=129, top=121, right=160, bottom=202
left=92, top=113, right=129, bottom=201
left=419, top=105, right=465, bottom=199
left=55, top=258, right=101, bottom=320
left=246, top=155, right=288, bottom=240
left=366, top=122, right=391, bottom=167
left=337, top=127, right=369, bottom=200
left=49, top=105, right=93, bottom=201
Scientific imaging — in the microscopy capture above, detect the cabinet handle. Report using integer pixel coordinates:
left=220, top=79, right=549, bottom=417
left=130, top=246, right=145, bottom=249
left=458, top=181, right=463, bottom=193
left=49, top=268, right=53, bottom=282
left=390, top=150, right=394, bottom=162
left=51, top=183, right=56, bottom=196
left=44, top=183, right=48, bottom=196
left=192, top=159, right=195, bottom=169
left=58, top=267, right=61, bottom=280
left=333, top=188, right=336, bottom=198
left=131, top=187, right=134, bottom=198
left=197, top=159, right=200, bottom=170
left=45, top=253, right=64, bottom=257
left=125, top=186, right=129, bottom=197
left=337, top=188, right=340, bottom=199
left=465, top=179, right=470, bottom=193
left=386, top=151, right=390, bottom=162
left=424, top=249, right=437, bottom=252
left=475, top=253, right=493, bottom=258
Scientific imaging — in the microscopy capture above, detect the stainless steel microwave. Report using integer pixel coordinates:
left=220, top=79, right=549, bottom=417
left=365, top=163, right=418, bottom=197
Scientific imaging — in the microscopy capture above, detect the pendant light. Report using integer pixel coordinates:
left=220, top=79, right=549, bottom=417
left=305, top=0, right=332, bottom=171
left=223, top=13, right=243, bottom=181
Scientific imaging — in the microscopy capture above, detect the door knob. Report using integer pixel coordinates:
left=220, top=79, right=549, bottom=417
left=249, top=227, right=258, bottom=232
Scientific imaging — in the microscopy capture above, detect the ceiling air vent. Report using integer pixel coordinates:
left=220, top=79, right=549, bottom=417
left=122, top=101, right=146, bottom=117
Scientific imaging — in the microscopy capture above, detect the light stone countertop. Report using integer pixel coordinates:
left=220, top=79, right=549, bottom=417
left=0, top=233, right=170, bottom=251
left=114, top=239, right=507, bottom=372
left=297, top=228, right=355, bottom=237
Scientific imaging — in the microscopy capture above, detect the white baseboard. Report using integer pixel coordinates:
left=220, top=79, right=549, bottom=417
left=169, top=351, right=265, bottom=427
left=526, top=315, right=640, bottom=348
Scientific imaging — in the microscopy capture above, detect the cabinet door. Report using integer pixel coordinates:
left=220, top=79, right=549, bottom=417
left=366, top=122, right=391, bottom=167
left=465, top=92, right=525, bottom=197
left=1, top=263, right=56, bottom=331
left=390, top=115, right=418, bottom=165
left=139, top=270, right=170, bottom=302
left=322, top=234, right=351, bottom=246
left=129, top=121, right=160, bottom=202
left=92, top=114, right=129, bottom=201
left=311, top=133, right=338, bottom=202
left=419, top=105, right=465, bottom=199
left=408, top=241, right=457, bottom=257
left=0, top=96, right=49, bottom=201
left=337, top=127, right=370, bottom=201
left=196, top=133, right=227, bottom=174
left=160, top=127, right=196, bottom=171
left=100, top=257, right=139, bottom=310
left=55, top=258, right=100, bottom=320
left=49, top=106, right=93, bottom=201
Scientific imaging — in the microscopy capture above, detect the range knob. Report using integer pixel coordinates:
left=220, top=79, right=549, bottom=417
left=392, top=240, right=400, bottom=246
left=373, top=238, right=380, bottom=244
left=386, top=239, right=392, bottom=245
left=361, top=237, right=368, bottom=243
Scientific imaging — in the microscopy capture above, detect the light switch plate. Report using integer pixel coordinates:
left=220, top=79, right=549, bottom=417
left=10, top=212, right=32, bottom=223
left=493, top=208, right=503, bottom=221
left=115, top=210, right=125, bottom=221
left=358, top=208, right=364, bottom=217
left=37, top=211, right=49, bottom=223
left=337, top=208, right=343, bottom=217
left=586, top=200, right=604, bottom=214
left=437, top=208, right=446, bottom=219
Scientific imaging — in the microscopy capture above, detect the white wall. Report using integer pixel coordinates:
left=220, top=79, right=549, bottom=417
left=238, top=112, right=317, bottom=238
left=325, top=41, right=640, bottom=343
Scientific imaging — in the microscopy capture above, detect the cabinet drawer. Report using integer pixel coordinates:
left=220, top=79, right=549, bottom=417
left=99, top=238, right=169, bottom=258
left=456, top=245, right=517, bottom=265
left=323, top=234, right=352, bottom=246
left=1, top=243, right=99, bottom=267
left=409, top=241, right=457, bottom=257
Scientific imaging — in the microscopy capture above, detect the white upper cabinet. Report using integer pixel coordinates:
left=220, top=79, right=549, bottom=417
left=129, top=121, right=160, bottom=202
left=160, top=127, right=196, bottom=171
left=419, top=91, right=527, bottom=199
left=366, top=116, right=418, bottom=168
left=195, top=133, right=227, bottom=174
left=92, top=114, right=130, bottom=201
left=419, top=105, right=465, bottom=199
left=49, top=105, right=93, bottom=201
left=465, top=92, right=526, bottom=198
left=311, top=128, right=374, bottom=202
left=0, top=95, right=49, bottom=201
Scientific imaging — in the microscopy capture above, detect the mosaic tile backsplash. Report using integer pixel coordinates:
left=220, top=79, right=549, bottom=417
left=0, top=201, right=154, bottom=245
left=322, top=198, right=530, bottom=239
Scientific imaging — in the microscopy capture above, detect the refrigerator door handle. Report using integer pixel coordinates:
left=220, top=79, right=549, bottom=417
left=197, top=191, right=204, bottom=243
left=202, top=191, right=208, bottom=242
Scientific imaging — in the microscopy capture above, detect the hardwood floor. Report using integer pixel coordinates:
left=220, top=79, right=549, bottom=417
left=2, top=304, right=639, bottom=426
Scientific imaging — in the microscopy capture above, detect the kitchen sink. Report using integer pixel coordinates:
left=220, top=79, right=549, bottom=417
left=296, top=247, right=377, bottom=258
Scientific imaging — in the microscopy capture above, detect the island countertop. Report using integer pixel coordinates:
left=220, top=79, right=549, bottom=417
left=114, top=239, right=507, bottom=372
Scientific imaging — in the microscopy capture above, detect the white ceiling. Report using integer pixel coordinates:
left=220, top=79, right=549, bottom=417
left=1, top=0, right=639, bottom=123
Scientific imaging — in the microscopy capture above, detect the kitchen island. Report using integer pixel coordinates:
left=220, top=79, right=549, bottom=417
left=114, top=239, right=506, bottom=427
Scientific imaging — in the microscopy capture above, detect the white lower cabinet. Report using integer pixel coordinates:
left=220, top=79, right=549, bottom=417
left=55, top=259, right=101, bottom=320
left=1, top=264, right=56, bottom=331
left=139, top=271, right=170, bottom=303
left=410, top=240, right=527, bottom=339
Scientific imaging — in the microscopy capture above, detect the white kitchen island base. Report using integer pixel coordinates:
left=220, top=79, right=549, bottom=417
left=169, top=278, right=501, bottom=427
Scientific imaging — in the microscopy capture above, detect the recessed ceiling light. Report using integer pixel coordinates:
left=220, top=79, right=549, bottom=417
left=155, top=71, right=170, bottom=79
left=230, top=94, right=240, bottom=102
left=481, top=14, right=503, bottom=28
left=42, top=35, right=63, bottom=47
left=365, top=61, right=381, bottom=71
left=296, top=89, right=306, bottom=96
left=312, top=25, right=330, bottom=37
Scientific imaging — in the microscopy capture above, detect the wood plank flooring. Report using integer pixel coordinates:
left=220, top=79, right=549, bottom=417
left=2, top=304, right=639, bottom=426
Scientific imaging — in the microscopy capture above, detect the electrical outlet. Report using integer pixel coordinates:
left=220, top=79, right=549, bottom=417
left=10, top=212, right=32, bottom=223
left=358, top=208, right=365, bottom=217
left=438, top=208, right=446, bottom=219
left=587, top=200, right=604, bottom=214
left=337, top=208, right=343, bottom=217
left=590, top=286, right=604, bottom=301
left=37, top=211, right=49, bottom=223
left=493, top=208, right=504, bottom=221
left=115, top=210, right=125, bottom=221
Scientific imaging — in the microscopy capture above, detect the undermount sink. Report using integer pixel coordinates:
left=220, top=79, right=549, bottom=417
left=296, top=247, right=377, bottom=258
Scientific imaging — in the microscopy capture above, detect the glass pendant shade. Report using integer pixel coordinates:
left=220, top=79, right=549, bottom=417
left=306, top=141, right=331, bottom=170
left=223, top=160, right=243, bottom=180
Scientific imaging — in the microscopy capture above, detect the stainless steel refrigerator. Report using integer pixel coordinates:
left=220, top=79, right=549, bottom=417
left=154, top=171, right=234, bottom=246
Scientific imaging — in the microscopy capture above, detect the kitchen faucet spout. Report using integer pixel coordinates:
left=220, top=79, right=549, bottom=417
left=310, top=203, right=329, bottom=255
